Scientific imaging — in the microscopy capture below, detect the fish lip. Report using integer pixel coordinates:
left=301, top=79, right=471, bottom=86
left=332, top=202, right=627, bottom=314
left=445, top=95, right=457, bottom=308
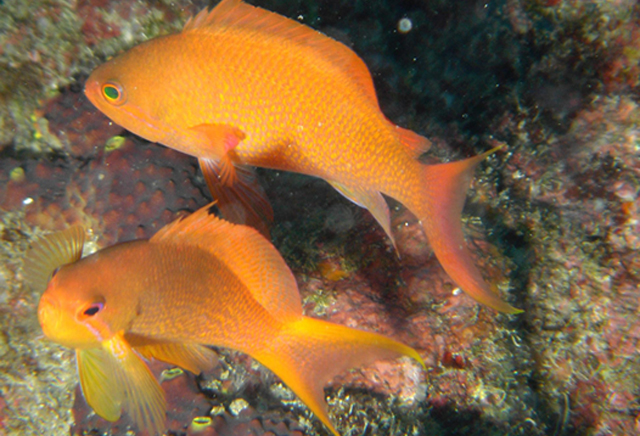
left=83, top=79, right=100, bottom=105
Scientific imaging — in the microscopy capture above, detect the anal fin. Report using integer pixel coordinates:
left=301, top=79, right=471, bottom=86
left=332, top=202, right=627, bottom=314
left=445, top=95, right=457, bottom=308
left=329, top=181, right=396, bottom=251
left=135, top=342, right=217, bottom=375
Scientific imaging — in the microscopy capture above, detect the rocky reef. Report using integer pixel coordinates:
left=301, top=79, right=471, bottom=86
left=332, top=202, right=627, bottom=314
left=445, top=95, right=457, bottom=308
left=0, top=0, right=638, bottom=435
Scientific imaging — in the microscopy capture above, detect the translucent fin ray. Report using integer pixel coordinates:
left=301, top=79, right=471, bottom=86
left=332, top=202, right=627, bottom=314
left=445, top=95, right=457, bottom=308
left=23, top=225, right=85, bottom=294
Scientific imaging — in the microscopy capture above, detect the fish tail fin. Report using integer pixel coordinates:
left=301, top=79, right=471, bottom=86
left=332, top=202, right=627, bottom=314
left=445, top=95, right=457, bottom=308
left=253, top=317, right=424, bottom=436
left=416, top=146, right=522, bottom=314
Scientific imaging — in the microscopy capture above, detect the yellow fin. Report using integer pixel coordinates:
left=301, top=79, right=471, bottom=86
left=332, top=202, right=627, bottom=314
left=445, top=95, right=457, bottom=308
left=135, top=342, right=217, bottom=375
left=23, top=225, right=85, bottom=294
left=151, top=204, right=302, bottom=320
left=76, top=347, right=124, bottom=422
left=78, top=334, right=167, bottom=434
left=183, top=0, right=378, bottom=106
left=254, top=317, right=425, bottom=436
left=102, top=334, right=166, bottom=434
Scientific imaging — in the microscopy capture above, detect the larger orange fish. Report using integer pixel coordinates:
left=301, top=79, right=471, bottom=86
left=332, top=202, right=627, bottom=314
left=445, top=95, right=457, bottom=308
left=24, top=205, right=424, bottom=435
left=84, top=0, right=520, bottom=313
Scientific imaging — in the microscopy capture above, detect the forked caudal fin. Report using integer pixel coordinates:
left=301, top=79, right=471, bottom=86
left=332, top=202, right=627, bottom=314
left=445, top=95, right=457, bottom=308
left=252, top=316, right=424, bottom=436
left=418, top=146, right=522, bottom=314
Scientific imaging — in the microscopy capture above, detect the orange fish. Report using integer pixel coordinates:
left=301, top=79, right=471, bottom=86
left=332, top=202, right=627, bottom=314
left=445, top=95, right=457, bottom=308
left=24, top=205, right=424, bottom=436
left=84, top=0, right=520, bottom=313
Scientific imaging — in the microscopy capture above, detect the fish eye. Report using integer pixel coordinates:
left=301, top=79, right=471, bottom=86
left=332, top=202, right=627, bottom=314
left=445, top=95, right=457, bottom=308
left=78, top=301, right=104, bottom=319
left=83, top=303, right=103, bottom=316
left=101, top=82, right=126, bottom=105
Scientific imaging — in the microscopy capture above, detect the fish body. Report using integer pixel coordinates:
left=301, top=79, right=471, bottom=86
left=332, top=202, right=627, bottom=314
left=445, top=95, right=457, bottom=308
left=26, top=205, right=423, bottom=435
left=87, top=25, right=410, bottom=188
left=85, top=0, right=520, bottom=313
left=42, top=242, right=274, bottom=350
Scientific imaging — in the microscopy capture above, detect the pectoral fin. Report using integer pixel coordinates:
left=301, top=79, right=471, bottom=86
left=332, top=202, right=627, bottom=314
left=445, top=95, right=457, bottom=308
left=103, top=334, right=166, bottom=434
left=190, top=123, right=245, bottom=186
left=76, top=334, right=167, bottom=434
left=329, top=181, right=397, bottom=251
left=76, top=347, right=123, bottom=422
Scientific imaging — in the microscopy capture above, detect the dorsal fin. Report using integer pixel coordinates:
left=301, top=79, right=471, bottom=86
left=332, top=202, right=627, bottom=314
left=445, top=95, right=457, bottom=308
left=183, top=0, right=379, bottom=106
left=23, top=225, right=86, bottom=294
left=395, top=125, right=431, bottom=158
left=151, top=204, right=302, bottom=320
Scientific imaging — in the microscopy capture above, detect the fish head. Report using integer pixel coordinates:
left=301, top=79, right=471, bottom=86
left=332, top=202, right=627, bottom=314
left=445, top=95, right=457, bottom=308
left=84, top=41, right=173, bottom=145
left=38, top=262, right=120, bottom=349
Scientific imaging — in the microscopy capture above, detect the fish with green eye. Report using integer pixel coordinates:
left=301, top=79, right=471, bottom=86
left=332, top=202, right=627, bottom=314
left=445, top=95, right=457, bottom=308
left=83, top=0, right=521, bottom=314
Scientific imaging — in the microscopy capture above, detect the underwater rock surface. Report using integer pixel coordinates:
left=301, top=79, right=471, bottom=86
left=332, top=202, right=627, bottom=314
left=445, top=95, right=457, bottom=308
left=0, top=0, right=639, bottom=435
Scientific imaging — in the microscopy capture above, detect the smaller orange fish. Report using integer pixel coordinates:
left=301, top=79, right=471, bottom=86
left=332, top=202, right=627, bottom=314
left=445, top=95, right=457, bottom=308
left=24, top=205, right=424, bottom=436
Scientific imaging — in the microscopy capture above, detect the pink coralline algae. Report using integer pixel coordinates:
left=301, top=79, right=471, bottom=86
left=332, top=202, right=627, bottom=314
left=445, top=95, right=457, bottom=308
left=0, top=90, right=210, bottom=246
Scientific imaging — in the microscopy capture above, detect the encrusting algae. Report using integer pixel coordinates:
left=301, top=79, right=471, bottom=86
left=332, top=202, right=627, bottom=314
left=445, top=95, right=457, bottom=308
left=24, top=203, right=424, bottom=436
left=6, top=0, right=640, bottom=434
left=84, top=0, right=521, bottom=313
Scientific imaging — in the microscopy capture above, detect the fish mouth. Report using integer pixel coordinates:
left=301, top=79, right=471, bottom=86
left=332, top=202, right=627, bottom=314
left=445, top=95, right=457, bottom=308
left=83, top=79, right=100, bottom=106
left=37, top=293, right=60, bottom=339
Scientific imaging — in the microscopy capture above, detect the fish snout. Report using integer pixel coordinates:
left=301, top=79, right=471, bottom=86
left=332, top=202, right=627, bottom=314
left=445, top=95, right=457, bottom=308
left=37, top=293, right=60, bottom=339
left=83, top=79, right=100, bottom=104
